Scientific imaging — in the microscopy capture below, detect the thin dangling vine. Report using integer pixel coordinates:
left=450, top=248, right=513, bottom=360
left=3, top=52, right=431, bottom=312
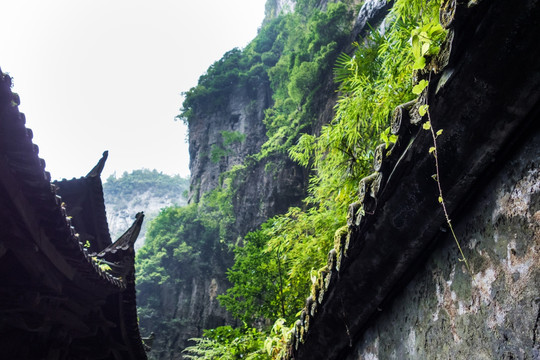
left=411, top=21, right=472, bottom=276
left=423, top=105, right=472, bottom=275
left=415, top=78, right=472, bottom=276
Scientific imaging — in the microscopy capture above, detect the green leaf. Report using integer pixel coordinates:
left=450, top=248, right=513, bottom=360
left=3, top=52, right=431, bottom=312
left=429, top=24, right=445, bottom=38
left=412, top=56, right=426, bottom=70
left=436, top=129, right=444, bottom=137
left=380, top=130, right=389, bottom=144
left=421, top=42, right=431, bottom=56
left=422, top=121, right=431, bottom=130
left=418, top=104, right=429, bottom=116
left=412, top=79, right=429, bottom=95
left=438, top=196, right=443, bottom=204
left=429, top=146, right=436, bottom=154
left=411, top=33, right=420, bottom=58
left=358, top=206, right=365, bottom=217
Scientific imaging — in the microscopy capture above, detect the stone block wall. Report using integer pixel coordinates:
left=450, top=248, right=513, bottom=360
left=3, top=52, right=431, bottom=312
left=349, top=129, right=540, bottom=359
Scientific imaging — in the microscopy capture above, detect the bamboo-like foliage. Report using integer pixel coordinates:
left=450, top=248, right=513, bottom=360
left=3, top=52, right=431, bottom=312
left=138, top=0, right=447, bottom=358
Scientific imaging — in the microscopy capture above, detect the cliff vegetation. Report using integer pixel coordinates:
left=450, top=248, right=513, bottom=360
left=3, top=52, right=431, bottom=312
left=135, top=0, right=447, bottom=358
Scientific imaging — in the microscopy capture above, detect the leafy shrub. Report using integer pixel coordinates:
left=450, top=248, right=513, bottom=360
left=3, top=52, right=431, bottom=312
left=183, top=326, right=269, bottom=360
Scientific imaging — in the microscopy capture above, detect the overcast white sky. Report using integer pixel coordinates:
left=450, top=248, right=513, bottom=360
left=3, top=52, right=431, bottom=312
left=0, top=0, right=267, bottom=180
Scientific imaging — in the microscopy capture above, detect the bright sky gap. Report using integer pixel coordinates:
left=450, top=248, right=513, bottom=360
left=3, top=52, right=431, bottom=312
left=0, top=0, right=267, bottom=180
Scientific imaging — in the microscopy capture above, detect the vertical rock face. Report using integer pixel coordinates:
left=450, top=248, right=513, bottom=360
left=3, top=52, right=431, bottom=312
left=105, top=189, right=187, bottom=248
left=102, top=171, right=189, bottom=248
left=348, top=129, right=540, bottom=359
left=265, top=0, right=296, bottom=18
left=146, top=266, right=236, bottom=360
left=162, top=71, right=309, bottom=360
left=231, top=155, right=309, bottom=237
left=187, top=77, right=311, bottom=237
left=188, top=84, right=271, bottom=203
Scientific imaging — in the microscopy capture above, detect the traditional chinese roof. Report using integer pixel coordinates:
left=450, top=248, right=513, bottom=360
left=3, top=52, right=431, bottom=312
left=0, top=69, right=148, bottom=359
left=53, top=151, right=113, bottom=254
left=287, top=0, right=540, bottom=359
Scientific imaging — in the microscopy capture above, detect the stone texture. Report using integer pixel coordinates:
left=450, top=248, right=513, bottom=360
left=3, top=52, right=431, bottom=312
left=188, top=84, right=270, bottom=203
left=105, top=189, right=187, bottom=249
left=144, top=273, right=236, bottom=360
left=349, top=127, right=540, bottom=360
left=231, top=154, right=309, bottom=237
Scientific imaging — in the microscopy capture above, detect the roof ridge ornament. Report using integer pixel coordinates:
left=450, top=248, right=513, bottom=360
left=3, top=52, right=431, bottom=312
left=86, top=151, right=109, bottom=178
left=99, top=212, right=145, bottom=256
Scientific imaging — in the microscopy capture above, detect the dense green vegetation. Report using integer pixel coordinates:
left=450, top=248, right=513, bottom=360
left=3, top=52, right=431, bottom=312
left=210, top=130, right=247, bottom=163
left=183, top=326, right=268, bottom=360
left=104, top=169, right=189, bottom=201
left=179, top=1, right=353, bottom=159
left=259, top=2, right=353, bottom=157
left=137, top=0, right=447, bottom=358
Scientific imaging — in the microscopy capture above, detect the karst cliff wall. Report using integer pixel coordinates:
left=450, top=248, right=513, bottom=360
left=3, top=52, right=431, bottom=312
left=146, top=271, right=235, bottom=360
left=186, top=0, right=382, bottom=238
left=147, top=1, right=392, bottom=358
left=187, top=84, right=271, bottom=203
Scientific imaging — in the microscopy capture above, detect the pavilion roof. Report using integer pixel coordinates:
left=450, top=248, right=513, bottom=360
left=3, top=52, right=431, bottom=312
left=0, top=69, right=148, bottom=359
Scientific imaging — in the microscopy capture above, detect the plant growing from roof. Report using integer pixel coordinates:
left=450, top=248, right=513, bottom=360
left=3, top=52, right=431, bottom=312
left=421, top=95, right=472, bottom=275
left=412, top=24, right=472, bottom=275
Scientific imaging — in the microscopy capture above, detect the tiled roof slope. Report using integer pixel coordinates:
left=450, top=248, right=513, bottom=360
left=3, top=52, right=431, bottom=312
left=53, top=151, right=114, bottom=254
left=0, top=70, right=147, bottom=359
left=98, top=212, right=148, bottom=358
left=287, top=0, right=540, bottom=359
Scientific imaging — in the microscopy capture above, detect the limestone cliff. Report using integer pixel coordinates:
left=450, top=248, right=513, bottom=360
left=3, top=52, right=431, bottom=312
left=187, top=84, right=271, bottom=203
left=265, top=0, right=296, bottom=18
left=144, top=64, right=308, bottom=360
left=103, top=170, right=188, bottom=248
left=140, top=1, right=382, bottom=358
left=187, top=0, right=373, bottom=237
left=140, top=246, right=235, bottom=360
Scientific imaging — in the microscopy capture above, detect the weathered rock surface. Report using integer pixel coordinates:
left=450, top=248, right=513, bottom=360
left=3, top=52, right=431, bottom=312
left=188, top=85, right=271, bottom=203
left=143, top=269, right=236, bottom=360
left=106, top=191, right=187, bottom=248
left=103, top=171, right=188, bottom=248
left=231, top=154, right=309, bottom=237
left=350, top=126, right=540, bottom=360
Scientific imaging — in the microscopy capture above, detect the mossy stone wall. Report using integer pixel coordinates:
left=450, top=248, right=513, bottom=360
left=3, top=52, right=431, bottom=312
left=348, top=128, right=540, bottom=359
